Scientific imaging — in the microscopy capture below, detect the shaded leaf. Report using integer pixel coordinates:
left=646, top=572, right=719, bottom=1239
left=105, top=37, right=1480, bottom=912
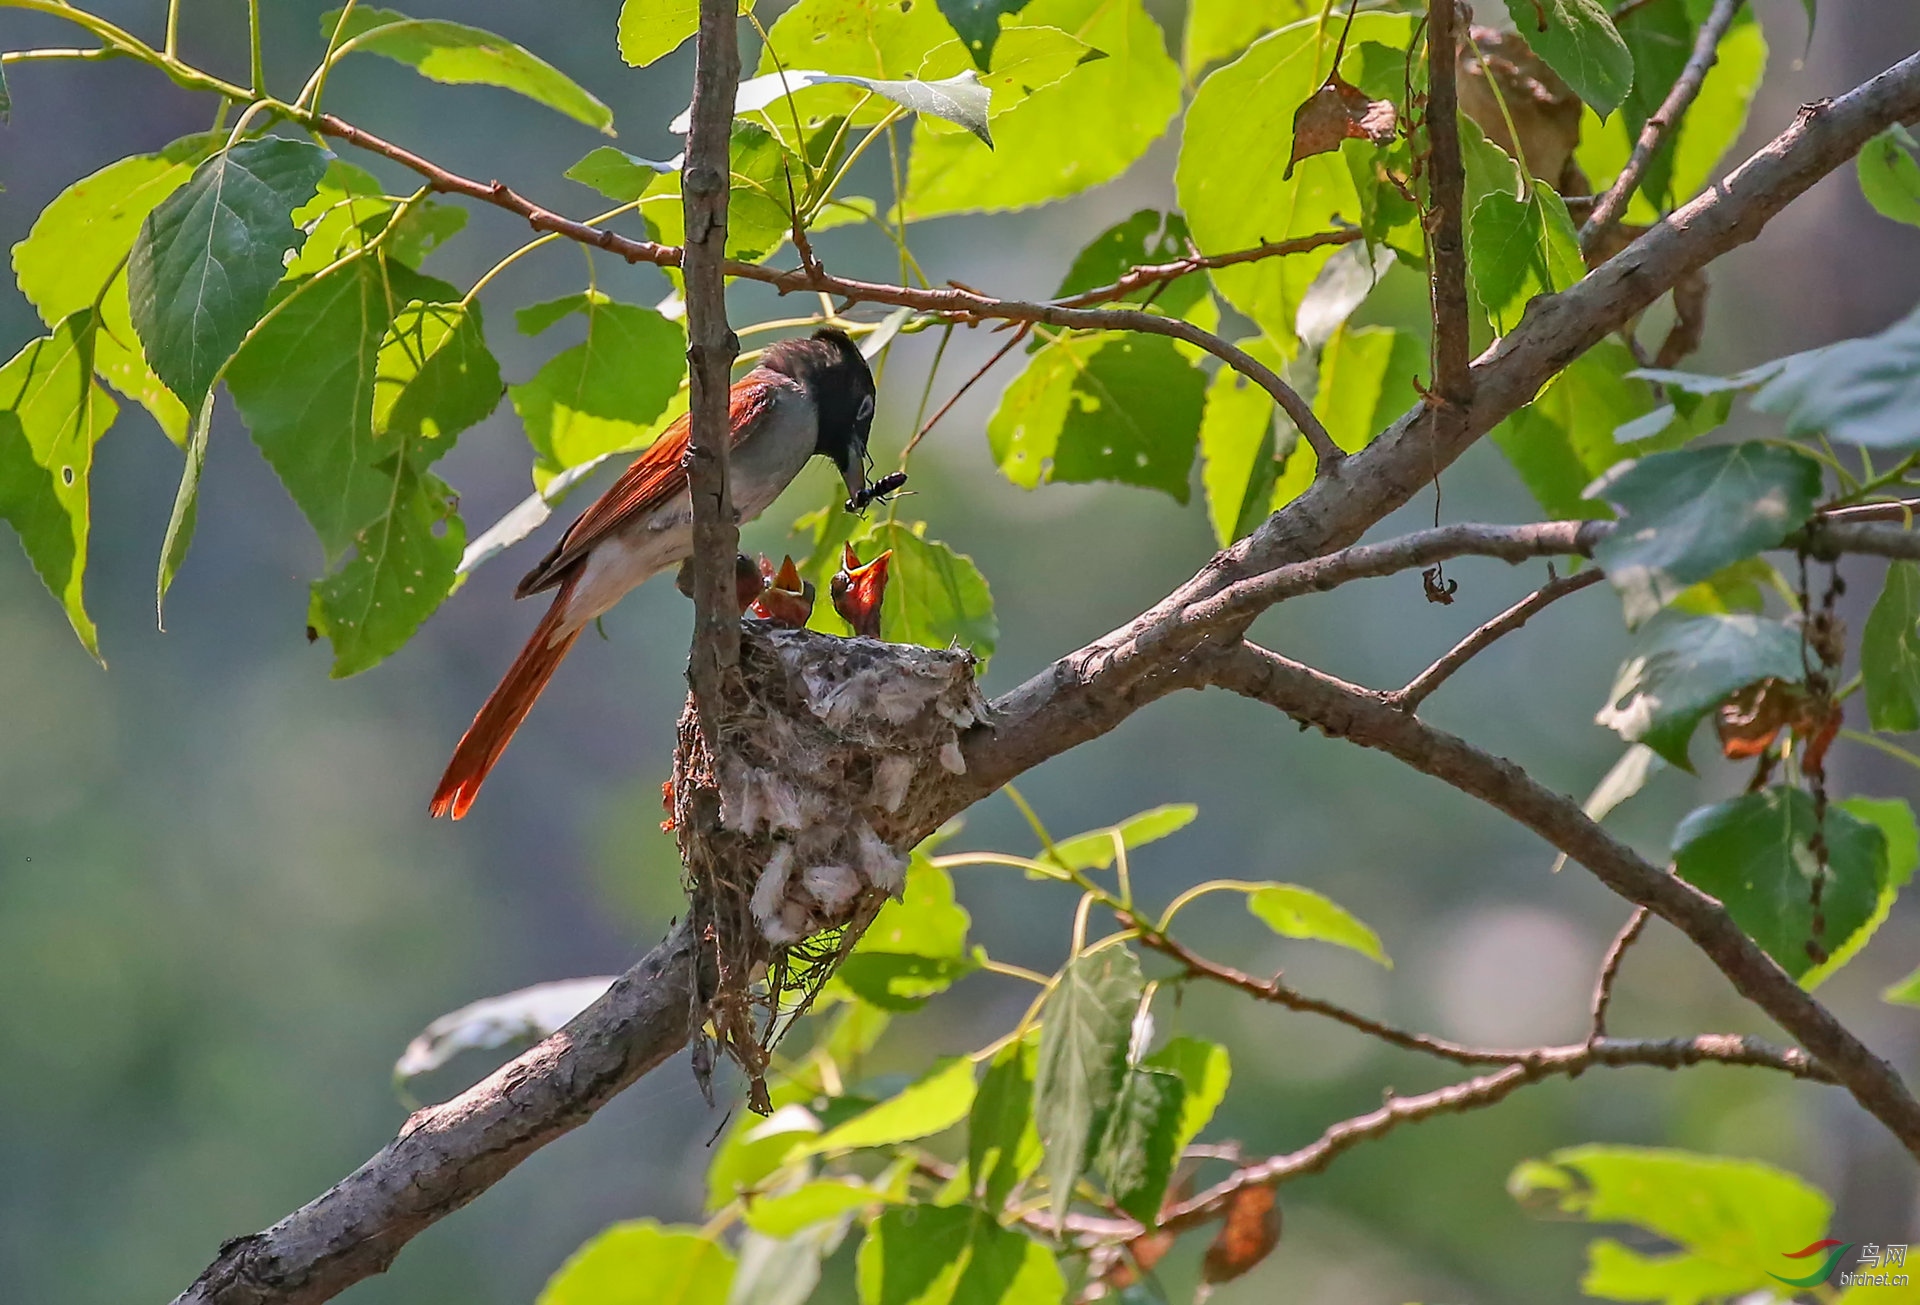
left=969, top=1033, right=1041, bottom=1208
left=394, top=976, right=615, bottom=1082
left=1752, top=303, right=1920, bottom=448
left=157, top=391, right=215, bottom=618
left=1096, top=1066, right=1185, bottom=1223
left=1863, top=562, right=1920, bottom=732
left=1246, top=884, right=1390, bottom=966
left=1509, top=1146, right=1829, bottom=1303
left=857, top=1204, right=1064, bottom=1305
left=728, top=1221, right=848, bottom=1305
left=1802, top=797, right=1918, bottom=989
left=1285, top=73, right=1396, bottom=180
left=1033, top=947, right=1143, bottom=1226
left=0, top=311, right=118, bottom=659
left=743, top=1181, right=887, bottom=1238
left=509, top=295, right=687, bottom=480
left=803, top=1057, right=976, bottom=1155
left=1202, top=1185, right=1281, bottom=1284
left=835, top=951, right=982, bottom=1011
left=1596, top=613, right=1806, bottom=769
left=1588, top=442, right=1823, bottom=628
left=907, top=0, right=1180, bottom=219
left=1467, top=188, right=1584, bottom=335
left=640, top=121, right=808, bottom=263
left=1859, top=126, right=1920, bottom=227
left=1502, top=0, right=1634, bottom=118
left=1672, top=787, right=1888, bottom=979
left=987, top=332, right=1205, bottom=502
left=539, top=1220, right=734, bottom=1305
left=936, top=0, right=1034, bottom=68
left=1295, top=244, right=1395, bottom=350
left=1143, top=1037, right=1230, bottom=1157
left=128, top=138, right=331, bottom=409
left=1459, top=27, right=1584, bottom=188
left=1552, top=744, right=1668, bottom=873
left=327, top=6, right=612, bottom=131
left=848, top=520, right=997, bottom=662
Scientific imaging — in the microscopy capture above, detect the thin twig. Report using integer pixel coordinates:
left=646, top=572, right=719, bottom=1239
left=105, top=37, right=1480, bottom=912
left=1583, top=0, right=1746, bottom=254
left=901, top=323, right=1030, bottom=460
left=1052, top=227, right=1361, bottom=309
left=1590, top=907, right=1650, bottom=1041
left=1424, top=0, right=1474, bottom=407
left=1389, top=569, right=1605, bottom=711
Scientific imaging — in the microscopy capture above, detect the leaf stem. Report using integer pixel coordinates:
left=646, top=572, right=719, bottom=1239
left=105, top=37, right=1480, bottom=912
left=302, top=0, right=361, bottom=114
left=247, top=0, right=264, bottom=95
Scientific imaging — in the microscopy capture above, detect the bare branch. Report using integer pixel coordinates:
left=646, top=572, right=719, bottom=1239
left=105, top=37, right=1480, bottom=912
left=1205, top=641, right=1920, bottom=1160
left=1590, top=907, right=1651, bottom=1041
left=1052, top=227, right=1361, bottom=309
left=1424, top=0, right=1474, bottom=406
left=1388, top=568, right=1605, bottom=710
left=1583, top=0, right=1746, bottom=254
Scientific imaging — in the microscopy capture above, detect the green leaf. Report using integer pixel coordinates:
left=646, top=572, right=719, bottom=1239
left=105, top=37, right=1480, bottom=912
left=157, top=391, right=215, bottom=619
left=283, top=160, right=403, bottom=280
left=1801, top=797, right=1918, bottom=988
left=861, top=854, right=971, bottom=958
left=1295, top=244, right=1395, bottom=350
left=11, top=133, right=220, bottom=445
left=857, top=1205, right=1064, bottom=1305
left=1246, top=884, right=1390, bottom=966
left=1502, top=0, right=1634, bottom=118
left=835, top=951, right=982, bottom=1011
left=803, top=1057, right=977, bottom=1155
left=1509, top=1146, right=1829, bottom=1305
left=539, top=1220, right=735, bottom=1305
left=1181, top=0, right=1312, bottom=79
left=1752, top=303, right=1920, bottom=448
left=1864, top=562, right=1920, bottom=732
left=730, top=1224, right=848, bottom=1305
left=907, top=0, right=1180, bottom=219
left=1595, top=613, right=1806, bottom=769
left=1588, top=442, right=1823, bottom=628
left=1551, top=743, right=1668, bottom=873
left=1095, top=1066, right=1185, bottom=1223
left=969, top=1034, right=1041, bottom=1208
left=743, top=1181, right=888, bottom=1238
left=1033, top=947, right=1143, bottom=1226
left=376, top=300, right=502, bottom=441
left=1178, top=14, right=1413, bottom=347
left=565, top=147, right=679, bottom=204
left=852, top=520, right=998, bottom=662
left=1673, top=787, right=1888, bottom=981
left=509, top=296, right=688, bottom=480
left=1049, top=804, right=1198, bottom=871
left=1199, top=336, right=1286, bottom=547
left=640, top=122, right=807, bottom=263
left=306, top=462, right=465, bottom=677
left=706, top=1098, right=823, bottom=1210
left=702, top=70, right=994, bottom=147
left=761, top=0, right=961, bottom=83
left=918, top=26, right=1102, bottom=131
left=128, top=138, right=331, bottom=409
left=1493, top=340, right=1673, bottom=521
left=1886, top=963, right=1920, bottom=1008
left=0, top=311, right=118, bottom=660
left=324, top=7, right=613, bottom=132
left=1859, top=126, right=1920, bottom=227
left=1142, top=1037, right=1230, bottom=1155
left=1312, top=324, right=1422, bottom=454
left=1056, top=210, right=1212, bottom=320
left=936, top=0, right=1033, bottom=68
left=987, top=332, right=1205, bottom=501
left=1466, top=188, right=1585, bottom=334
left=1613, top=0, right=1692, bottom=209
left=620, top=0, right=752, bottom=67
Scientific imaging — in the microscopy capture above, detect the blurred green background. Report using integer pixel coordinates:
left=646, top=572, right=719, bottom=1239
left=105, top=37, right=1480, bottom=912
left=3, top=1, right=1919, bottom=1300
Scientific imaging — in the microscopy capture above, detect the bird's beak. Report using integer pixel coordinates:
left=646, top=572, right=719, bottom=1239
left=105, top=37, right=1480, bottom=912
left=840, top=458, right=867, bottom=504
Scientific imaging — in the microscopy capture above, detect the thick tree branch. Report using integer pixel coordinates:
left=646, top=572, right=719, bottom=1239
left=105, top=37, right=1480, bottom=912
left=1582, top=0, right=1746, bottom=254
left=681, top=0, right=745, bottom=721
left=1425, top=0, right=1474, bottom=406
left=1205, top=641, right=1920, bottom=1159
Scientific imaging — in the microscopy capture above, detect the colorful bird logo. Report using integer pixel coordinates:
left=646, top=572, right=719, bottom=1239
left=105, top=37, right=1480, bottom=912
left=1768, top=1240, right=1854, bottom=1288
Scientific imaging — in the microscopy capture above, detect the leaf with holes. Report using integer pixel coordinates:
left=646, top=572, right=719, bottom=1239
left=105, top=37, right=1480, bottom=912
left=0, top=312, right=118, bottom=660
left=1751, top=302, right=1920, bottom=448
left=1247, top=884, right=1390, bottom=966
left=1033, top=947, right=1142, bottom=1227
left=538, top=1220, right=733, bottom=1305
left=1588, top=442, right=1822, bottom=628
left=1596, top=613, right=1806, bottom=769
left=936, top=0, right=1034, bottom=68
left=510, top=294, right=687, bottom=480
left=128, top=138, right=331, bottom=410
left=324, top=7, right=612, bottom=131
left=1673, top=788, right=1888, bottom=981
left=1864, top=562, right=1920, bottom=732
left=987, top=332, right=1205, bottom=502
left=1502, top=0, right=1633, bottom=118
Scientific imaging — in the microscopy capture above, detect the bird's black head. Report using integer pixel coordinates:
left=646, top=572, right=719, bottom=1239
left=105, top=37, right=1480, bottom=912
left=762, top=328, right=876, bottom=500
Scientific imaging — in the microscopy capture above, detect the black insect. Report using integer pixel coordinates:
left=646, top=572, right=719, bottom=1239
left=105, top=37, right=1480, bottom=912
left=847, top=471, right=909, bottom=514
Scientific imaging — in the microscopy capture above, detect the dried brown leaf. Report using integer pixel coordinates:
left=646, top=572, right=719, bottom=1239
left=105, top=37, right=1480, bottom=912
left=1286, top=74, right=1397, bottom=180
left=1201, top=1184, right=1282, bottom=1284
left=1457, top=26, right=1584, bottom=192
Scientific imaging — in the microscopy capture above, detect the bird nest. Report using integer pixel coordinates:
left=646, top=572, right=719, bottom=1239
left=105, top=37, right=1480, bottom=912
left=669, top=623, right=986, bottom=1109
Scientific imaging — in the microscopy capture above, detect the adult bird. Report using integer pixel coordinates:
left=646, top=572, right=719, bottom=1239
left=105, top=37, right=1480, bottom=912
left=430, top=328, right=876, bottom=819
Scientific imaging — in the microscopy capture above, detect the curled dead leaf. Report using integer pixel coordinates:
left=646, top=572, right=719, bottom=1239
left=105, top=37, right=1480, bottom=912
left=1286, top=74, right=1397, bottom=180
left=1201, top=1184, right=1282, bottom=1284
left=1457, top=26, right=1584, bottom=193
left=1716, top=678, right=1799, bottom=760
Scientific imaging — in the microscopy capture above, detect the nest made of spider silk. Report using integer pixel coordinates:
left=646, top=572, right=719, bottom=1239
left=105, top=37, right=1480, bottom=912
left=670, top=623, right=987, bottom=1098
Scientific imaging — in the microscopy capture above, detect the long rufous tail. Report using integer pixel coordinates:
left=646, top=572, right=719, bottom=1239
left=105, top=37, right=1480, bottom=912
left=430, top=580, right=582, bottom=820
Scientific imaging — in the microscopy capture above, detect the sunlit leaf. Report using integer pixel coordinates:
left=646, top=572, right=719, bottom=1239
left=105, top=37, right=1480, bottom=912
left=1049, top=804, right=1198, bottom=871
left=834, top=951, right=982, bottom=1011
left=686, top=69, right=994, bottom=146
left=1181, top=0, right=1312, bottom=79
left=907, top=0, right=1180, bottom=219
left=1312, top=324, right=1421, bottom=454
left=729, top=1221, right=848, bottom=1305
left=918, top=25, right=1097, bottom=125
left=1801, top=797, right=1918, bottom=989
left=128, top=137, right=331, bottom=409
left=849, top=519, right=998, bottom=662
left=1502, top=0, right=1633, bottom=118
left=1859, top=126, right=1920, bottom=227
left=619, top=0, right=753, bottom=67
left=1199, top=336, right=1286, bottom=546
left=640, top=121, right=807, bottom=263
left=0, top=311, right=117, bottom=659
left=1595, top=612, right=1806, bottom=769
left=376, top=300, right=502, bottom=441
left=565, top=146, right=679, bottom=204
left=325, top=7, right=613, bottom=131
left=1057, top=210, right=1212, bottom=320
left=988, top=332, right=1205, bottom=502
left=1864, top=562, right=1920, bottom=732
left=857, top=1204, right=1063, bottom=1305
left=1510, top=1145, right=1829, bottom=1303
left=936, top=0, right=1034, bottom=68
left=861, top=854, right=971, bottom=958
left=539, top=1220, right=734, bottom=1305
left=1143, top=1036, right=1230, bottom=1155
left=1672, top=787, right=1888, bottom=981
left=1033, top=946, right=1142, bottom=1226
left=1246, top=884, right=1390, bottom=966
left=510, top=293, right=687, bottom=480
left=969, top=1033, right=1041, bottom=1208
left=1494, top=340, right=1671, bottom=521
left=802, top=1056, right=977, bottom=1154
left=1588, top=442, right=1823, bottom=628
left=394, top=976, right=615, bottom=1082
left=743, top=1181, right=889, bottom=1238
